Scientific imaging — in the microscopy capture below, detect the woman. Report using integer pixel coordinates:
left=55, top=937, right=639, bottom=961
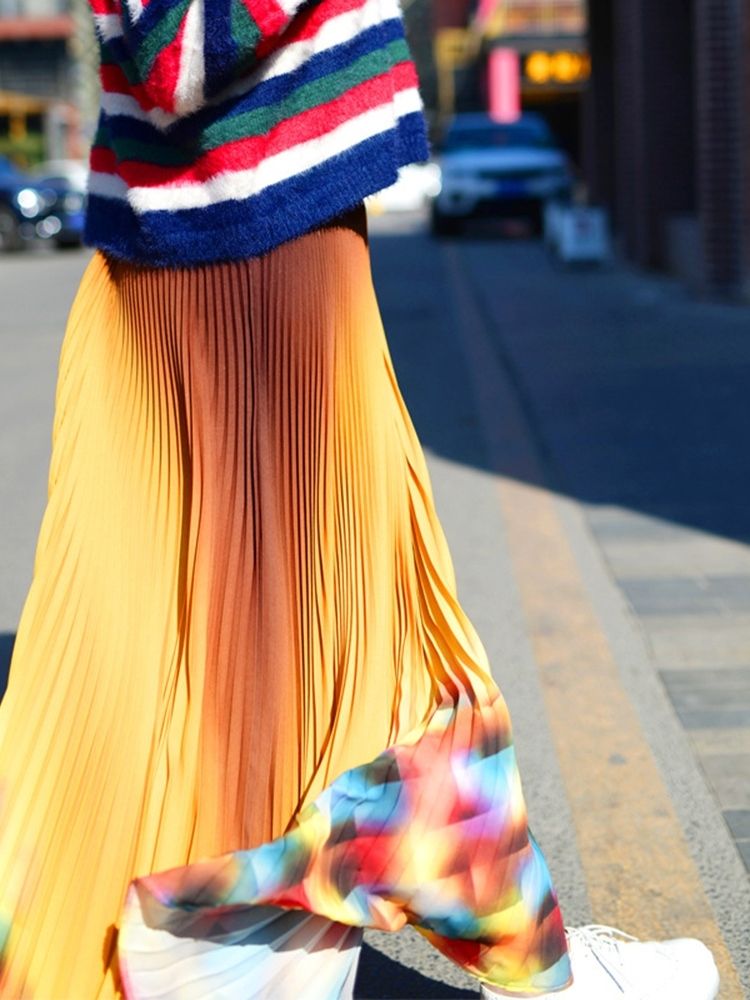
left=0, top=0, right=719, bottom=996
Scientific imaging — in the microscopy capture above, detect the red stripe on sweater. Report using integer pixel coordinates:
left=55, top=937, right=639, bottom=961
left=100, top=63, right=164, bottom=112
left=256, top=0, right=377, bottom=59
left=242, top=0, right=288, bottom=37
left=143, top=19, right=187, bottom=114
left=90, top=0, right=118, bottom=14
left=94, top=62, right=417, bottom=189
left=100, top=63, right=130, bottom=93
left=98, top=16, right=186, bottom=114
left=100, top=63, right=183, bottom=115
left=90, top=146, right=120, bottom=174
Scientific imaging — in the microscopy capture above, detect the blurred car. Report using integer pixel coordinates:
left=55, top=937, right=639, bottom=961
left=31, top=160, right=88, bottom=248
left=430, top=112, right=573, bottom=236
left=0, top=156, right=47, bottom=251
left=368, top=162, right=441, bottom=213
left=31, top=173, right=87, bottom=248
left=32, top=158, right=88, bottom=195
left=0, top=156, right=86, bottom=252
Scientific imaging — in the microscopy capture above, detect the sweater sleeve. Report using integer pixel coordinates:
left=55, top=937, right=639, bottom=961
left=102, top=0, right=313, bottom=119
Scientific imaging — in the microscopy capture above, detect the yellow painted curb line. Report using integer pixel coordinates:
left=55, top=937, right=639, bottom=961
left=441, top=244, right=744, bottom=999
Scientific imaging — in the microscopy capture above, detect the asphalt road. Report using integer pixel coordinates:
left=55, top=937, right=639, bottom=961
left=1, top=214, right=749, bottom=998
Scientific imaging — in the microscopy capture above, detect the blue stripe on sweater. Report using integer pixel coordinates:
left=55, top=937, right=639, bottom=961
left=203, top=0, right=238, bottom=99
left=85, top=111, right=429, bottom=266
left=101, top=18, right=404, bottom=145
left=214, top=17, right=404, bottom=122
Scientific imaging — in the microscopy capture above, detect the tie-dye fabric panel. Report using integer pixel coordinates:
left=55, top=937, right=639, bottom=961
left=0, top=211, right=570, bottom=999
left=120, top=696, right=571, bottom=998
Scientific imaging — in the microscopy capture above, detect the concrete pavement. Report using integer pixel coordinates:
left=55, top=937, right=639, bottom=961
left=362, top=211, right=749, bottom=998
left=1, top=217, right=749, bottom=998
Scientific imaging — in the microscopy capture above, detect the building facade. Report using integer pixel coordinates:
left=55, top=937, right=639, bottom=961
left=432, top=0, right=588, bottom=160
left=0, top=0, right=97, bottom=163
left=584, top=0, right=750, bottom=298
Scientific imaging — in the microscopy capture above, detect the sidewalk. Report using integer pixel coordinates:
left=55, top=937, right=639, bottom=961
left=451, top=232, right=750, bottom=875
left=363, top=213, right=749, bottom=997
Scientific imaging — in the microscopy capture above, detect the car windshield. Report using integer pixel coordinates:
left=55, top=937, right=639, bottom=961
left=443, top=124, right=553, bottom=152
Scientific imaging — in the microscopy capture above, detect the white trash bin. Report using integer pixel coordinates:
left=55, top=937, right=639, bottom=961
left=555, top=205, right=611, bottom=264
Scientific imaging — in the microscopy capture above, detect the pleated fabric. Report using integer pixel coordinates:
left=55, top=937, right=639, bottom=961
left=0, top=205, right=570, bottom=999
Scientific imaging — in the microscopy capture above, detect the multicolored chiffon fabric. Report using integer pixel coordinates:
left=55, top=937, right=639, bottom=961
left=0, top=207, right=569, bottom=998
left=120, top=696, right=569, bottom=997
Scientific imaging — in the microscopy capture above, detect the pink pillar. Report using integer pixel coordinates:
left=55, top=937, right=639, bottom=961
left=488, top=47, right=521, bottom=122
left=476, top=0, right=496, bottom=27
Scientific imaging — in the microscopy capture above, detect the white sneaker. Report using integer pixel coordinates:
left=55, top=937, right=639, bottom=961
left=479, top=924, right=720, bottom=999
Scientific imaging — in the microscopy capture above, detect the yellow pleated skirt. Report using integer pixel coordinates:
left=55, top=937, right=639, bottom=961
left=0, top=206, right=568, bottom=999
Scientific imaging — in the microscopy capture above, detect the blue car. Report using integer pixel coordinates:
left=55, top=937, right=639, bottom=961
left=0, top=156, right=86, bottom=251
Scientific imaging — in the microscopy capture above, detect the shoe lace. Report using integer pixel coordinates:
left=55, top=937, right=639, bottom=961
left=565, top=925, right=645, bottom=996
left=566, top=924, right=640, bottom=951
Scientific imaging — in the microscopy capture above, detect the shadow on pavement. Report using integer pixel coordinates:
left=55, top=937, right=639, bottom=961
left=354, top=942, right=475, bottom=998
left=370, top=221, right=750, bottom=548
left=0, top=632, right=13, bottom=699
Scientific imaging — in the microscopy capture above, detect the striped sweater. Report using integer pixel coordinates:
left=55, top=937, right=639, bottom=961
left=85, top=0, right=430, bottom=266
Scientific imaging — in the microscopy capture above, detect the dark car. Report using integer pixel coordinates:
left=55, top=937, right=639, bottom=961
left=0, top=156, right=44, bottom=251
left=430, top=112, right=573, bottom=236
left=0, top=156, right=86, bottom=252
left=31, top=173, right=86, bottom=248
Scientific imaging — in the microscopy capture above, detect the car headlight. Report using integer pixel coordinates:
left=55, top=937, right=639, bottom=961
left=15, top=187, right=43, bottom=219
left=63, top=192, right=85, bottom=213
left=36, top=216, right=62, bottom=238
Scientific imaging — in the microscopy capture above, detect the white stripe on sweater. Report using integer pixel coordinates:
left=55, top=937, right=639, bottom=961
left=89, top=86, right=422, bottom=210
left=241, top=0, right=401, bottom=86
left=276, top=0, right=303, bottom=14
left=93, top=13, right=123, bottom=41
left=100, top=92, right=179, bottom=130
left=174, top=0, right=205, bottom=117
left=99, top=0, right=401, bottom=128
left=124, top=0, right=144, bottom=21
left=264, top=0, right=400, bottom=83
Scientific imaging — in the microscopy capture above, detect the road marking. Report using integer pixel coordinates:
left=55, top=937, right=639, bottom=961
left=441, top=243, right=744, bottom=998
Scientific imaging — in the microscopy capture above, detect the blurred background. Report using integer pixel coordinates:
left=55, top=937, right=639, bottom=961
left=1, top=4, right=750, bottom=996
left=2, top=0, right=749, bottom=296
left=417, top=0, right=750, bottom=299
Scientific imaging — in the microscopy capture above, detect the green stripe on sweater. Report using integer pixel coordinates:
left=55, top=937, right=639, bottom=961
left=231, top=0, right=262, bottom=62
left=99, top=44, right=142, bottom=87
left=100, top=0, right=193, bottom=83
left=107, top=39, right=409, bottom=166
left=134, top=0, right=193, bottom=79
left=204, top=40, right=409, bottom=147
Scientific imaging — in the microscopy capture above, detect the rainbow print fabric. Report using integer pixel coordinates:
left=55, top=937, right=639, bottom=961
left=119, top=695, right=571, bottom=997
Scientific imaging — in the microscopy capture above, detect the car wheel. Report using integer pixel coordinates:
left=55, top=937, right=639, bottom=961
left=0, top=206, right=22, bottom=252
left=430, top=205, right=463, bottom=238
left=55, top=236, right=83, bottom=250
left=528, top=204, right=544, bottom=237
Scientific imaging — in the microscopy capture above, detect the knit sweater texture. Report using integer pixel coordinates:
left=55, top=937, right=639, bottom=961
left=85, top=0, right=430, bottom=266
